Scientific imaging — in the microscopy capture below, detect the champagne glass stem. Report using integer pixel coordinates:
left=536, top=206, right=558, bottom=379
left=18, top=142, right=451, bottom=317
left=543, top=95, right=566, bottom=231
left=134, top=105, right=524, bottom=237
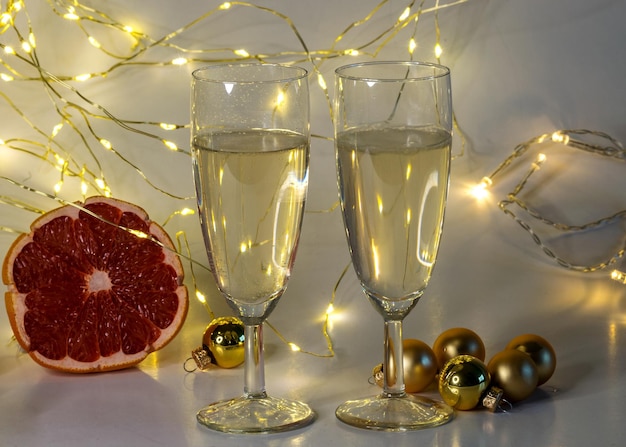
left=244, top=323, right=267, bottom=399
left=383, top=319, right=406, bottom=398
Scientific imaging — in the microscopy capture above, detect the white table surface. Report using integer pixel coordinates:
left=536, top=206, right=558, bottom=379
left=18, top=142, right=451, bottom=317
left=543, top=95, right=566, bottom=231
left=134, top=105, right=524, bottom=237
left=1, top=1, right=625, bottom=446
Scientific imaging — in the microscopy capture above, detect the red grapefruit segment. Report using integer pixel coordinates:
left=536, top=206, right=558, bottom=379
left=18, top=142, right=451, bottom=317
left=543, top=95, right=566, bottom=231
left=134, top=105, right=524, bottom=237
left=3, top=196, right=188, bottom=373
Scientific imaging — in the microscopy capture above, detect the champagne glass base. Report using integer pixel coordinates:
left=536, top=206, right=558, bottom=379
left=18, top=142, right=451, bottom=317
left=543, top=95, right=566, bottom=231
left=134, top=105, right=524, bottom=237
left=197, top=395, right=316, bottom=434
left=335, top=393, right=453, bottom=431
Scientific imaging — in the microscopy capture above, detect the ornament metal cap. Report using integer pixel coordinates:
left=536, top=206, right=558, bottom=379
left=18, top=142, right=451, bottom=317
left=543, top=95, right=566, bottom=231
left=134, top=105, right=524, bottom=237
left=191, top=346, right=214, bottom=371
left=482, top=386, right=504, bottom=412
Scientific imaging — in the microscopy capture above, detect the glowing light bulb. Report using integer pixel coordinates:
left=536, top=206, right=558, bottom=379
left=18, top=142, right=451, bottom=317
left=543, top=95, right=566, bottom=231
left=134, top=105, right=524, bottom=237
left=196, top=290, right=207, bottom=303
left=289, top=343, right=301, bottom=352
left=1, top=13, right=11, bottom=25
left=344, top=49, right=359, bottom=56
left=317, top=73, right=327, bottom=90
left=171, top=57, right=188, bottom=66
left=180, top=207, right=195, bottom=216
left=234, top=49, right=249, bottom=58
left=51, top=123, right=63, bottom=137
left=409, top=38, right=417, bottom=54
left=220, top=2, right=232, bottom=9
left=160, top=123, right=177, bottom=130
left=88, top=37, right=101, bottom=48
left=398, top=7, right=411, bottom=22
left=163, top=140, right=178, bottom=151
left=81, top=180, right=88, bottom=195
left=74, top=73, right=92, bottom=82
left=611, top=270, right=626, bottom=284
left=64, top=12, right=79, bottom=21
left=4, top=46, right=15, bottom=55
left=99, top=138, right=112, bottom=150
left=276, top=91, right=285, bottom=106
left=54, top=181, right=63, bottom=193
left=1, top=73, right=14, bottom=82
left=326, top=304, right=335, bottom=315
left=435, top=43, right=443, bottom=58
left=95, top=178, right=106, bottom=189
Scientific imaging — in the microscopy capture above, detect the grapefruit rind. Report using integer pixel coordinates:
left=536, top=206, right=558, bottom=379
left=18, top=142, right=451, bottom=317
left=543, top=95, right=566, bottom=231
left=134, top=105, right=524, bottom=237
left=2, top=196, right=189, bottom=373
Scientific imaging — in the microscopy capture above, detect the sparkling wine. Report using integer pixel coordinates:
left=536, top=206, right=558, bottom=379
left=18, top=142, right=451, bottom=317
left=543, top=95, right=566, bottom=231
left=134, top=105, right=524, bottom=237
left=193, top=129, right=309, bottom=305
left=336, top=125, right=451, bottom=301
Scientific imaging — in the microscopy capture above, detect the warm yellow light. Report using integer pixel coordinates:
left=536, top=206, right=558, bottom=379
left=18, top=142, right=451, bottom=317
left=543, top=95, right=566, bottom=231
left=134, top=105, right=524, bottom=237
left=1, top=73, right=14, bottom=82
left=129, top=229, right=149, bottom=239
left=88, top=36, right=101, bottom=48
left=289, top=343, right=301, bottom=352
left=406, top=208, right=412, bottom=225
left=164, top=140, right=178, bottom=151
left=344, top=49, right=359, bottom=56
left=21, top=41, right=32, bottom=53
left=81, top=180, right=88, bottom=195
left=64, top=12, right=80, bottom=21
left=611, top=270, right=626, bottom=284
left=398, top=7, right=411, bottom=22
left=276, top=91, right=285, bottom=106
left=95, top=178, right=106, bottom=189
left=470, top=178, right=492, bottom=200
left=435, top=43, right=443, bottom=58
left=159, top=123, right=177, bottom=130
left=317, top=73, right=327, bottom=90
left=1, top=13, right=11, bottom=25
left=180, top=207, right=195, bottom=216
left=326, top=304, right=335, bottom=315
left=4, top=46, right=15, bottom=55
left=99, top=138, right=112, bottom=150
left=74, top=73, right=92, bottom=82
left=171, top=57, right=188, bottom=66
left=54, top=181, right=63, bottom=193
left=0, top=138, right=5, bottom=145
left=377, top=195, right=383, bottom=214
left=123, top=25, right=134, bottom=33
left=234, top=49, right=249, bottom=58
left=552, top=131, right=570, bottom=145
left=220, top=2, right=232, bottom=9
left=28, top=32, right=36, bottom=48
left=536, top=153, right=547, bottom=163
left=408, top=38, right=417, bottom=54
left=196, top=290, right=207, bottom=304
left=12, top=1, right=23, bottom=12
left=51, top=123, right=63, bottom=137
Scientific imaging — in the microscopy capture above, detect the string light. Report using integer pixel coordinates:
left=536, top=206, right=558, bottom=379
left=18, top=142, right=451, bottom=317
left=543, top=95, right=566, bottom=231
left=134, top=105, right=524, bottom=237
left=0, top=0, right=493, bottom=358
left=474, top=129, right=626, bottom=280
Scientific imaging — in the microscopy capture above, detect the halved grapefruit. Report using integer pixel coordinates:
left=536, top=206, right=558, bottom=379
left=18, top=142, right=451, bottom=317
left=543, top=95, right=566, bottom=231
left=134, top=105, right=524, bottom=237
left=2, top=196, right=188, bottom=373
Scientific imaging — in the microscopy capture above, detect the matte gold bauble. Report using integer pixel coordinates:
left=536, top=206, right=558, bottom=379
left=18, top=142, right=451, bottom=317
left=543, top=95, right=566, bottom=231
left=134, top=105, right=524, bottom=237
left=488, top=349, right=538, bottom=402
left=403, top=339, right=438, bottom=393
left=372, top=339, right=438, bottom=393
left=438, top=355, right=491, bottom=410
left=432, top=328, right=486, bottom=370
left=203, top=316, right=245, bottom=369
left=506, top=333, right=556, bottom=385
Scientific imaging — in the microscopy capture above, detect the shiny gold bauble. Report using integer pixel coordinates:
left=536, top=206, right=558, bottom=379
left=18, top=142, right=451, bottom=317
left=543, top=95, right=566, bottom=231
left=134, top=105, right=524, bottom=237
left=438, top=355, right=491, bottom=410
left=488, top=349, right=538, bottom=402
left=506, top=333, right=556, bottom=385
left=432, top=327, right=486, bottom=370
left=202, top=316, right=245, bottom=369
left=372, top=339, right=438, bottom=393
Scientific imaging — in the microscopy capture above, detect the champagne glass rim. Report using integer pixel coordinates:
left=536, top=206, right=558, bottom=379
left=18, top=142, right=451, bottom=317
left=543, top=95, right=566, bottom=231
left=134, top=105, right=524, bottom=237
left=335, top=60, right=450, bottom=82
left=192, top=63, right=308, bottom=84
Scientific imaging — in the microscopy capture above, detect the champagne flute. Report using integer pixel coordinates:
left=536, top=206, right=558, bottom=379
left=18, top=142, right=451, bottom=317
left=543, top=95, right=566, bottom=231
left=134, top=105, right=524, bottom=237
left=334, top=61, right=454, bottom=430
left=191, top=63, right=315, bottom=433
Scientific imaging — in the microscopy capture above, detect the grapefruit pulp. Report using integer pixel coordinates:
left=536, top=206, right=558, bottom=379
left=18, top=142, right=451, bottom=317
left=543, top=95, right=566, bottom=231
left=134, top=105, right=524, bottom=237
left=2, top=196, right=188, bottom=373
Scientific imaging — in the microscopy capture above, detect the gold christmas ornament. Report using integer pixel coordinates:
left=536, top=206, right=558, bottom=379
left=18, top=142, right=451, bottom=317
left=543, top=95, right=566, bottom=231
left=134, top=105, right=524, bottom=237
left=202, top=316, right=245, bottom=369
left=432, top=328, right=486, bottom=370
left=438, top=355, right=501, bottom=411
left=372, top=339, right=438, bottom=393
left=488, top=349, right=538, bottom=402
left=506, top=334, right=556, bottom=385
